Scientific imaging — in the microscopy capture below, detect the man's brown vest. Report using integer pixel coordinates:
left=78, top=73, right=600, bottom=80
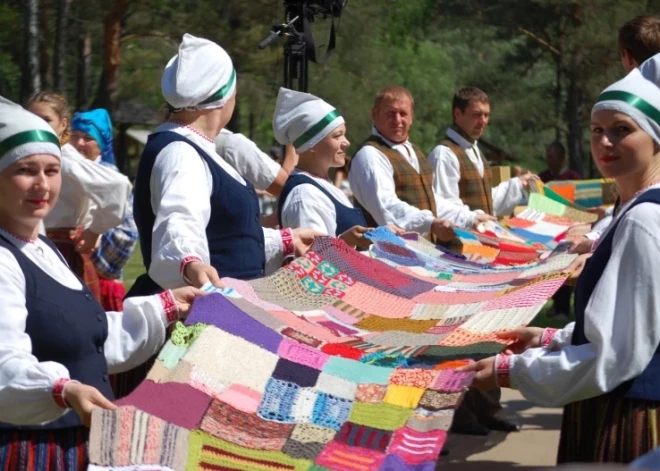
left=441, top=136, right=494, bottom=215
left=355, top=135, right=437, bottom=227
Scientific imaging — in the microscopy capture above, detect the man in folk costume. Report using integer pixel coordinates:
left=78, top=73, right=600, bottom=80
left=428, top=87, right=537, bottom=218
left=349, top=86, right=493, bottom=243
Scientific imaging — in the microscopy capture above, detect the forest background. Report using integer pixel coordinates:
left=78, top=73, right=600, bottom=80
left=2, top=0, right=660, bottom=176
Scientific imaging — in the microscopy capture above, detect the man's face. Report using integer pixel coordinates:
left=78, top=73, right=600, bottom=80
left=372, top=96, right=414, bottom=144
left=545, top=146, right=565, bottom=173
left=454, top=100, right=490, bottom=140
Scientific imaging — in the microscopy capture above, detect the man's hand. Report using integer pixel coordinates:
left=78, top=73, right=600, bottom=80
left=170, top=286, right=207, bottom=319
left=292, top=228, right=323, bottom=257
left=430, top=219, right=455, bottom=242
left=183, top=261, right=223, bottom=289
left=339, top=225, right=373, bottom=250
left=65, top=382, right=117, bottom=427
left=72, top=228, right=101, bottom=254
left=457, top=357, right=498, bottom=391
left=519, top=172, right=541, bottom=190
left=497, top=327, right=545, bottom=354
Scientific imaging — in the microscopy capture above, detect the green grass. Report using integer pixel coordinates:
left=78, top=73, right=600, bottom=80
left=529, top=301, right=574, bottom=329
left=123, top=244, right=144, bottom=290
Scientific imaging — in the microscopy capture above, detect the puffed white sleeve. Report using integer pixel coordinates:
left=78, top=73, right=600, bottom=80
left=428, top=145, right=466, bottom=207
left=60, top=149, right=132, bottom=234
left=149, top=142, right=213, bottom=289
left=0, top=248, right=71, bottom=425
left=498, top=206, right=660, bottom=407
left=348, top=147, right=436, bottom=233
left=217, top=133, right=280, bottom=191
left=280, top=184, right=336, bottom=235
left=105, top=292, right=177, bottom=374
left=492, top=178, right=524, bottom=217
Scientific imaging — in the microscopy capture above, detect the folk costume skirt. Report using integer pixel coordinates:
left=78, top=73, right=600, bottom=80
left=0, top=427, right=88, bottom=471
left=557, top=393, right=660, bottom=464
left=47, top=228, right=100, bottom=302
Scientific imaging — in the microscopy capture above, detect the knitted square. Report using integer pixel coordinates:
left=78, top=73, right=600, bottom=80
left=335, top=422, right=393, bottom=452
left=257, top=377, right=301, bottom=423
left=383, top=384, right=426, bottom=409
left=216, top=383, right=262, bottom=414
left=387, top=427, right=446, bottom=465
left=355, top=384, right=388, bottom=403
left=315, top=441, right=386, bottom=471
left=418, top=390, right=463, bottom=411
left=278, top=338, right=329, bottom=370
left=315, top=372, right=357, bottom=400
left=349, top=402, right=411, bottom=431
left=272, top=358, right=321, bottom=388
left=406, top=408, right=455, bottom=432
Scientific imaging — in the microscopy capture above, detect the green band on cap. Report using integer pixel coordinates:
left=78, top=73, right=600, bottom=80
left=199, top=69, right=237, bottom=105
left=596, top=90, right=660, bottom=126
left=293, top=109, right=342, bottom=149
left=0, top=129, right=60, bottom=159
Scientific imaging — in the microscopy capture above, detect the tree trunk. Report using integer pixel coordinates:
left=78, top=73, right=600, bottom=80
left=226, top=96, right=240, bottom=133
left=23, top=0, right=41, bottom=100
left=91, top=0, right=128, bottom=113
left=53, top=0, right=72, bottom=92
left=76, top=32, right=92, bottom=109
left=565, top=67, right=585, bottom=177
left=39, top=0, right=52, bottom=90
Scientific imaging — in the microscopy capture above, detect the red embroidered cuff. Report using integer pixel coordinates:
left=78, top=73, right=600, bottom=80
left=159, top=290, right=178, bottom=323
left=52, top=378, right=72, bottom=409
left=541, top=328, right=559, bottom=348
left=495, top=354, right=512, bottom=388
left=280, top=228, right=294, bottom=257
left=179, top=255, right=203, bottom=278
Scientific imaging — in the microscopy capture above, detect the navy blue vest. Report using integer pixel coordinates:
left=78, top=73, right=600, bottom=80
left=0, top=234, right=112, bottom=429
left=278, top=173, right=367, bottom=236
left=573, top=189, right=660, bottom=401
left=129, top=132, right=266, bottom=297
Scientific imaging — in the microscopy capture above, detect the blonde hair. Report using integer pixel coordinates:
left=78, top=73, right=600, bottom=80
left=26, top=92, right=72, bottom=145
left=374, top=86, right=415, bottom=110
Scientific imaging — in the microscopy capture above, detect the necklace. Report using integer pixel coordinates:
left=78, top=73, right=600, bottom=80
left=168, top=120, right=214, bottom=144
left=618, top=179, right=660, bottom=208
left=0, top=226, right=44, bottom=256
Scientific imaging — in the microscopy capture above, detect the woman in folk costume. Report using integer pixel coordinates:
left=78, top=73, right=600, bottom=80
left=128, top=34, right=319, bottom=298
left=69, top=108, right=139, bottom=311
left=26, top=94, right=132, bottom=300
left=274, top=87, right=375, bottom=249
left=463, top=54, right=660, bottom=463
left=0, top=96, right=203, bottom=470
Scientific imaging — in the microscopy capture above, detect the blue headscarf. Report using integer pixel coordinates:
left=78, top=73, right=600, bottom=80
left=71, top=108, right=116, bottom=165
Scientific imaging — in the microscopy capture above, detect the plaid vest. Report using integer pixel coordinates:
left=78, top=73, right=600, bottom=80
left=441, top=137, right=494, bottom=215
left=355, top=135, right=437, bottom=227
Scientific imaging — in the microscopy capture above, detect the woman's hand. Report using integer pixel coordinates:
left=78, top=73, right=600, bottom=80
left=497, top=327, right=545, bottom=354
left=292, top=228, right=324, bottom=257
left=457, top=356, right=498, bottom=391
left=386, top=224, right=406, bottom=235
left=431, top=219, right=456, bottom=242
left=72, top=228, right=100, bottom=254
left=170, top=286, right=207, bottom=319
left=183, top=261, right=223, bottom=289
left=566, top=236, right=594, bottom=255
left=564, top=253, right=592, bottom=286
left=339, top=225, right=373, bottom=250
left=64, top=382, right=116, bottom=427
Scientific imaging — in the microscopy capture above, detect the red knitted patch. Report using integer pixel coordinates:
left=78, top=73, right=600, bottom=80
left=321, top=343, right=364, bottom=360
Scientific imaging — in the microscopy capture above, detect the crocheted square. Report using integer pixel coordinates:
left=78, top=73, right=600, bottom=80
left=291, top=423, right=336, bottom=444
left=406, top=408, right=455, bottom=432
left=278, top=338, right=329, bottom=370
left=187, top=430, right=311, bottom=471
left=89, top=406, right=189, bottom=469
left=387, top=427, right=446, bottom=465
left=324, top=356, right=393, bottom=384
left=183, top=326, right=278, bottom=393
left=156, top=341, right=188, bottom=369
left=257, top=378, right=300, bottom=423
left=272, top=358, right=321, bottom=388
left=314, top=441, right=386, bottom=471
left=200, top=399, right=293, bottom=451
left=115, top=381, right=212, bottom=430
left=349, top=402, right=411, bottom=431
left=184, top=293, right=283, bottom=353
left=335, top=422, right=393, bottom=452
left=417, top=390, right=463, bottom=411
left=315, top=372, right=357, bottom=400
left=355, top=384, right=388, bottom=403
left=282, top=438, right=326, bottom=461
left=291, top=387, right=318, bottom=423
left=431, top=369, right=474, bottom=392
left=383, top=384, right=426, bottom=409
left=312, top=392, right=354, bottom=431
left=216, top=384, right=262, bottom=414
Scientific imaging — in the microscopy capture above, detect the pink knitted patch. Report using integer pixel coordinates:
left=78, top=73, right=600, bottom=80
left=387, top=427, right=447, bottom=464
left=278, top=338, right=329, bottom=370
left=217, top=384, right=263, bottom=414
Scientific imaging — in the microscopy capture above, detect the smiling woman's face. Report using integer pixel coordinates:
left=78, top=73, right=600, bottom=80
left=0, top=154, right=61, bottom=226
left=590, top=110, right=658, bottom=180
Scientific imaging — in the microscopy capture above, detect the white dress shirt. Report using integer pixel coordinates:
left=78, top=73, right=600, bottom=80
left=44, top=143, right=132, bottom=233
left=215, top=129, right=281, bottom=191
left=428, top=128, right=524, bottom=217
left=0, top=229, right=171, bottom=425
left=148, top=123, right=286, bottom=289
left=505, top=183, right=660, bottom=407
left=349, top=127, right=476, bottom=234
left=280, top=169, right=355, bottom=236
